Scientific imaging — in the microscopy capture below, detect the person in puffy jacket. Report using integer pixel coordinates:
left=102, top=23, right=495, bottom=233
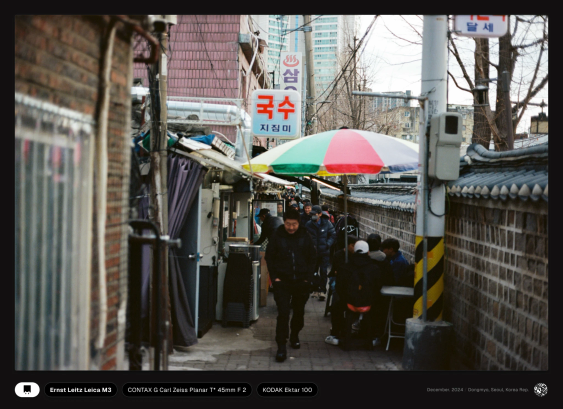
left=327, top=240, right=383, bottom=349
left=253, top=209, right=283, bottom=248
left=321, top=204, right=335, bottom=225
left=265, top=207, right=317, bottom=363
left=305, top=205, right=336, bottom=301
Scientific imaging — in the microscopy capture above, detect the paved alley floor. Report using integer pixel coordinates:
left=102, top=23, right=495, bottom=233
left=164, top=290, right=406, bottom=371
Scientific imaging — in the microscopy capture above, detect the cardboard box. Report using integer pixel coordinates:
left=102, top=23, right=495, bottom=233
left=259, top=251, right=269, bottom=307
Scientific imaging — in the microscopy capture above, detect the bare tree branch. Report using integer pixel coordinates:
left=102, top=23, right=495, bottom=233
left=473, top=39, right=499, bottom=69
left=399, top=15, right=422, bottom=39
left=447, top=71, right=473, bottom=93
left=512, top=37, right=546, bottom=49
left=382, top=17, right=422, bottom=45
left=449, top=37, right=474, bottom=89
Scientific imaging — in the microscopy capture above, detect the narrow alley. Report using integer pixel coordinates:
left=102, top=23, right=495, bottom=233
left=143, top=291, right=404, bottom=371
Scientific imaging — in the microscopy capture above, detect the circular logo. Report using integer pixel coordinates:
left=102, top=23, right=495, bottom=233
left=534, top=383, right=547, bottom=397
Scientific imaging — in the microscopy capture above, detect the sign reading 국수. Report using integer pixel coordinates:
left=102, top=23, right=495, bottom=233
left=251, top=89, right=301, bottom=139
left=454, top=15, right=508, bottom=38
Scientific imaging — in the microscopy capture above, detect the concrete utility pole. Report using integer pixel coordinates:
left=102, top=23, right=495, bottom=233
left=303, top=15, right=316, bottom=136
left=403, top=15, right=453, bottom=371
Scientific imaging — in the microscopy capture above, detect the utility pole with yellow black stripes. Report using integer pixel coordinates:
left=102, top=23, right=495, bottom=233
left=402, top=15, right=454, bottom=371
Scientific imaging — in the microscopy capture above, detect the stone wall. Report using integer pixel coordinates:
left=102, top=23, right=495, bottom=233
left=322, top=195, right=416, bottom=263
left=320, top=192, right=548, bottom=370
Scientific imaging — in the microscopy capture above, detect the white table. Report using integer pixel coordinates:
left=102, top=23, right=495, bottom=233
left=380, top=286, right=415, bottom=350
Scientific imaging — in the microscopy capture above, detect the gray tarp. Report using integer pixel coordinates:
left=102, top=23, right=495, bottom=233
left=167, top=154, right=207, bottom=347
left=139, top=154, right=207, bottom=348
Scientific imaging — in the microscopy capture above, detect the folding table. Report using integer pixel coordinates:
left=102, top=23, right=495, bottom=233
left=380, top=286, right=414, bottom=350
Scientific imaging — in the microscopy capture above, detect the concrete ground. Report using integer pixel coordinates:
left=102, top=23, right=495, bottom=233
left=162, top=290, right=406, bottom=371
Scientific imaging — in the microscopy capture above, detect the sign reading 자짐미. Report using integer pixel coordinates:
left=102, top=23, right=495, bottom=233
left=251, top=89, right=301, bottom=139
left=454, top=15, right=508, bottom=38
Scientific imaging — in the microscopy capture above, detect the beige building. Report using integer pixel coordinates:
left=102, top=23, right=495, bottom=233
left=388, top=105, right=420, bottom=142
left=447, top=104, right=474, bottom=144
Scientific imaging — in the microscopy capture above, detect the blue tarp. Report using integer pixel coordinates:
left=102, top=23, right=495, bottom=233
left=188, top=134, right=215, bottom=145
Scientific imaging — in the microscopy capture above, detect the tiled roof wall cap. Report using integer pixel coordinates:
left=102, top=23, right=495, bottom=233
left=465, top=142, right=548, bottom=163
left=449, top=143, right=548, bottom=202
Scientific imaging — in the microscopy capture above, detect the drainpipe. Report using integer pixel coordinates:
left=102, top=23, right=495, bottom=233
left=95, top=18, right=117, bottom=353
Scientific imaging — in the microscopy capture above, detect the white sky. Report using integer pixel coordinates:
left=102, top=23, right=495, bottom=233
left=358, top=15, right=548, bottom=134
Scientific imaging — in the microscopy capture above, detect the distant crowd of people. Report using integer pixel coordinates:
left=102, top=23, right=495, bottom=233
left=254, top=190, right=414, bottom=362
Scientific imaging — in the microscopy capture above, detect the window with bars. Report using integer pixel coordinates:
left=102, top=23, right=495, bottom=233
left=15, top=93, right=94, bottom=370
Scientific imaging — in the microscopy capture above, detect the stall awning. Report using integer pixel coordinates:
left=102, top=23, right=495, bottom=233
left=255, top=173, right=296, bottom=186
left=172, top=141, right=296, bottom=187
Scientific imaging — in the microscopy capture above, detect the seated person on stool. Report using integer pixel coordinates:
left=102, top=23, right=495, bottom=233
left=365, top=234, right=394, bottom=344
left=380, top=238, right=414, bottom=330
left=325, top=240, right=381, bottom=349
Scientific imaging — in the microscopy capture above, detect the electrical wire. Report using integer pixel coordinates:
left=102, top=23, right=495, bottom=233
left=311, top=15, right=379, bottom=121
left=194, top=15, right=228, bottom=98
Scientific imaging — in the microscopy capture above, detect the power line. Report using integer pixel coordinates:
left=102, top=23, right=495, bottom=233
left=312, top=15, right=379, bottom=119
left=194, top=15, right=227, bottom=98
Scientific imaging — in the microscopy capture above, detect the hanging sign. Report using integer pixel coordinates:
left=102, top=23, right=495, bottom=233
left=280, top=52, right=303, bottom=97
left=251, top=89, right=301, bottom=139
left=454, top=15, right=508, bottom=38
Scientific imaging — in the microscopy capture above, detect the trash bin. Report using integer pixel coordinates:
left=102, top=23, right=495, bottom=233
left=221, top=245, right=261, bottom=327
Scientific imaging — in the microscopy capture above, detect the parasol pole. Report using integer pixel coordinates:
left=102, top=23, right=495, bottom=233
left=343, top=175, right=348, bottom=263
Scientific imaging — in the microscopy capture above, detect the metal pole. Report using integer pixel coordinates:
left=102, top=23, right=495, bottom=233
left=502, top=71, right=514, bottom=150
left=343, top=176, right=348, bottom=264
left=414, top=15, right=448, bottom=322
left=422, top=98, right=429, bottom=322
left=303, top=15, right=316, bottom=135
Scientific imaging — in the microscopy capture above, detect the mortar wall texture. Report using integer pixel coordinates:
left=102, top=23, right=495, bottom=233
left=318, top=193, right=547, bottom=370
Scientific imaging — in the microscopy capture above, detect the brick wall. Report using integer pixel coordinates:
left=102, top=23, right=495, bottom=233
left=444, top=197, right=548, bottom=370
left=319, top=192, right=548, bottom=370
left=133, top=15, right=269, bottom=147
left=134, top=15, right=242, bottom=143
left=15, top=15, right=133, bottom=370
left=321, top=195, right=416, bottom=262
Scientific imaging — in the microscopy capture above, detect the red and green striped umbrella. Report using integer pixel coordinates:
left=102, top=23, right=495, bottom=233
left=242, top=128, right=419, bottom=176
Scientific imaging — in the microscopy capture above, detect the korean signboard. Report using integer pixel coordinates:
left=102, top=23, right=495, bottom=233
left=251, top=89, right=301, bottom=139
left=454, top=15, right=508, bottom=38
left=280, top=52, right=303, bottom=97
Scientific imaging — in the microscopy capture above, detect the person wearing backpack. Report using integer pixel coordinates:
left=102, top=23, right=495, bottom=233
left=265, top=207, right=317, bottom=363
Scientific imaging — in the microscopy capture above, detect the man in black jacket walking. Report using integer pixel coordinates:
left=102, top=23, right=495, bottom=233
left=265, top=208, right=317, bottom=362
left=253, top=209, right=283, bottom=248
